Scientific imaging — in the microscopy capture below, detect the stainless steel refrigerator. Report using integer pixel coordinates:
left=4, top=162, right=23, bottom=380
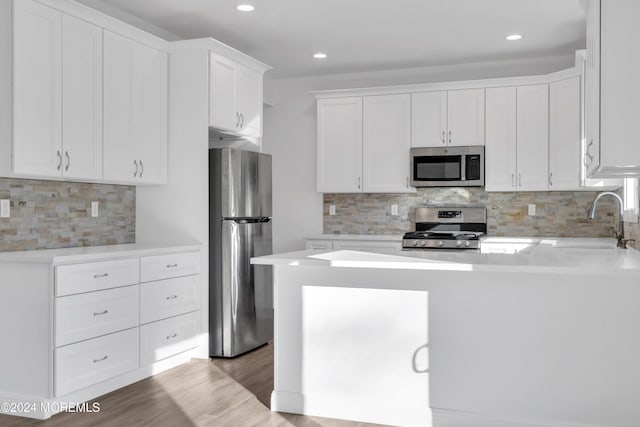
left=209, top=148, right=273, bottom=357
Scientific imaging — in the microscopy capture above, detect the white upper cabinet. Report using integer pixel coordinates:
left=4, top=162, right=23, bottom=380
left=516, top=85, right=549, bottom=191
left=585, top=0, right=640, bottom=177
left=485, top=87, right=517, bottom=191
left=411, top=89, right=484, bottom=147
left=549, top=77, right=581, bottom=190
left=447, top=89, right=485, bottom=147
left=362, top=94, right=412, bottom=193
left=61, top=14, right=103, bottom=181
left=104, top=31, right=167, bottom=185
left=209, top=52, right=264, bottom=139
left=12, top=0, right=62, bottom=177
left=317, top=97, right=363, bottom=193
left=3, top=0, right=168, bottom=185
left=411, top=91, right=447, bottom=147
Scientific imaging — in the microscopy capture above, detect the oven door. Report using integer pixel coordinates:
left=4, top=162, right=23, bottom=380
left=410, top=146, right=484, bottom=187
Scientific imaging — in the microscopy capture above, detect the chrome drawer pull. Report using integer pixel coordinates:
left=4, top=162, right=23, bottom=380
left=93, top=355, right=108, bottom=363
left=166, top=294, right=178, bottom=300
left=166, top=264, right=178, bottom=268
left=166, top=333, right=178, bottom=340
left=93, top=310, right=108, bottom=316
left=93, top=273, right=109, bottom=279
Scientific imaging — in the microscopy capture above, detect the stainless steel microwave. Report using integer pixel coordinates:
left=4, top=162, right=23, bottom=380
left=410, top=146, right=484, bottom=187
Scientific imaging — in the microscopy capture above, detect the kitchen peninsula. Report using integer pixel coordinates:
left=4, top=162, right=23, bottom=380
left=253, top=240, right=640, bottom=427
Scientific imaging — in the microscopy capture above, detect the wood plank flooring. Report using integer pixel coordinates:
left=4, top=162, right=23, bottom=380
left=0, top=343, right=385, bottom=427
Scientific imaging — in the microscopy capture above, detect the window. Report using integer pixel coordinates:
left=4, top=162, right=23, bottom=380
left=623, top=178, right=639, bottom=223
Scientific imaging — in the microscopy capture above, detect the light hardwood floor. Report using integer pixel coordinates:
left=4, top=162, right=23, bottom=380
left=0, top=344, right=386, bottom=427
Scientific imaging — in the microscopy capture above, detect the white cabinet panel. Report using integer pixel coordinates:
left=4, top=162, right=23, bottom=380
left=55, top=328, right=139, bottom=397
left=332, top=240, right=402, bottom=253
left=61, top=14, right=102, bottom=180
left=209, top=53, right=238, bottom=132
left=447, top=89, right=485, bottom=146
left=317, top=97, right=363, bottom=192
left=411, top=91, right=447, bottom=147
left=12, top=0, right=62, bottom=176
left=237, top=66, right=262, bottom=138
left=140, top=251, right=201, bottom=282
left=140, top=275, right=200, bottom=324
left=305, top=240, right=333, bottom=251
left=584, top=0, right=601, bottom=177
left=140, top=311, right=200, bottom=365
left=485, top=87, right=517, bottom=191
left=55, top=285, right=139, bottom=347
left=516, top=85, right=549, bottom=191
left=55, top=258, right=140, bottom=297
left=549, top=77, right=581, bottom=190
left=362, top=94, right=412, bottom=193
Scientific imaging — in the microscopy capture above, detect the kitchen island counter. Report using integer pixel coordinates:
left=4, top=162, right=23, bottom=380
left=253, top=240, right=640, bottom=427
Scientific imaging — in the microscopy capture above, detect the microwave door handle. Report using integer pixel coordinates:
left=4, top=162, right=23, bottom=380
left=460, top=155, right=466, bottom=181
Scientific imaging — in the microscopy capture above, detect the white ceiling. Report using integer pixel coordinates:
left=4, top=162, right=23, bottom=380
left=80, top=0, right=587, bottom=78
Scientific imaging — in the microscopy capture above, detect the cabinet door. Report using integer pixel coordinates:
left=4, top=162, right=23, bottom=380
left=131, top=43, right=167, bottom=184
left=411, top=91, right=447, bottom=147
left=237, top=66, right=262, bottom=138
left=549, top=77, right=581, bottom=190
left=332, top=240, right=402, bottom=253
left=447, top=89, right=485, bottom=146
left=516, top=85, right=549, bottom=191
left=584, top=0, right=600, bottom=176
left=485, top=87, right=517, bottom=191
left=317, top=97, right=363, bottom=192
left=61, top=14, right=102, bottom=180
left=13, top=0, right=62, bottom=176
left=103, top=31, right=134, bottom=182
left=209, top=53, right=238, bottom=132
left=363, top=94, right=412, bottom=192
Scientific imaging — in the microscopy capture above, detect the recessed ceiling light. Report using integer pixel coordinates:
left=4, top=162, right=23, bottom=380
left=236, top=4, right=255, bottom=12
left=506, top=34, right=523, bottom=41
left=313, top=52, right=327, bottom=59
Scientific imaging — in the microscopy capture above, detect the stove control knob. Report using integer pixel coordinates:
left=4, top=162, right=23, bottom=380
left=420, top=240, right=427, bottom=247
left=456, top=240, right=463, bottom=247
left=465, top=241, right=471, bottom=248
left=413, top=241, right=418, bottom=247
left=437, top=240, right=444, bottom=247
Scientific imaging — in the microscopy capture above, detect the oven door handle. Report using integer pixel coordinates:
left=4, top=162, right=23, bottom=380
left=460, top=155, right=466, bottom=181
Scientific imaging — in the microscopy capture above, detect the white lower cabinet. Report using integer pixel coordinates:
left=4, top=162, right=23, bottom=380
left=306, top=238, right=401, bottom=253
left=55, top=328, right=139, bottom=397
left=140, top=311, right=200, bottom=365
left=140, top=275, right=200, bottom=324
left=306, top=239, right=334, bottom=251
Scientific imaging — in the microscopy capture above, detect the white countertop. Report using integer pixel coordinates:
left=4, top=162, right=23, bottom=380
left=254, top=237, right=640, bottom=275
left=0, top=242, right=202, bottom=264
left=306, top=234, right=404, bottom=241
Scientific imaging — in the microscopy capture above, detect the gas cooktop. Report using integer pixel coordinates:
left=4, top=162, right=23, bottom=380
left=402, top=207, right=487, bottom=250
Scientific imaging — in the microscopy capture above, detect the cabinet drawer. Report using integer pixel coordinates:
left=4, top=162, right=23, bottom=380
left=140, top=275, right=200, bottom=324
left=55, top=285, right=139, bottom=347
left=55, top=328, right=139, bottom=397
left=305, top=239, right=333, bottom=250
left=140, top=311, right=199, bottom=365
left=140, top=252, right=200, bottom=282
left=56, top=258, right=139, bottom=297
left=332, top=240, right=402, bottom=253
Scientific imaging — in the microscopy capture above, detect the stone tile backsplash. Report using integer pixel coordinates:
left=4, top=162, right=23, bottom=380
left=0, top=178, right=135, bottom=252
left=324, top=188, right=621, bottom=238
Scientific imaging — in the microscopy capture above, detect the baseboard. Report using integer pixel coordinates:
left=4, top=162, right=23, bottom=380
left=432, top=407, right=608, bottom=427
left=0, top=349, right=199, bottom=420
left=271, top=390, right=432, bottom=427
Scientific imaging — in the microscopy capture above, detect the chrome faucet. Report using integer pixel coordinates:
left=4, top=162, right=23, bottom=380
left=588, top=192, right=633, bottom=249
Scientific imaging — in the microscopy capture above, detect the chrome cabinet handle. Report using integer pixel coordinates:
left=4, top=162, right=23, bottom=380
left=518, top=173, right=522, bottom=187
left=57, top=151, right=62, bottom=171
left=65, top=151, right=70, bottom=172
left=406, top=176, right=409, bottom=188
left=134, top=160, right=139, bottom=177
left=236, top=112, right=240, bottom=128
left=93, top=355, right=108, bottom=363
left=240, top=113, right=245, bottom=128
left=166, top=294, right=178, bottom=300
left=166, top=333, right=178, bottom=340
left=358, top=177, right=361, bottom=189
left=93, top=273, right=108, bottom=278
left=139, top=160, right=144, bottom=178
left=448, top=130, right=452, bottom=144
left=93, top=310, right=108, bottom=316
left=166, top=263, right=178, bottom=268
left=511, top=173, right=515, bottom=187
left=549, top=172, right=553, bottom=187
left=442, top=130, right=445, bottom=144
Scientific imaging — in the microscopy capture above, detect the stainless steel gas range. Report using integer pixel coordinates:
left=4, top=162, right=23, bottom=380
left=403, top=206, right=487, bottom=251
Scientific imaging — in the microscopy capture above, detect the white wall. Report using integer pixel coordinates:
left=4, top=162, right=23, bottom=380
left=261, top=54, right=575, bottom=253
